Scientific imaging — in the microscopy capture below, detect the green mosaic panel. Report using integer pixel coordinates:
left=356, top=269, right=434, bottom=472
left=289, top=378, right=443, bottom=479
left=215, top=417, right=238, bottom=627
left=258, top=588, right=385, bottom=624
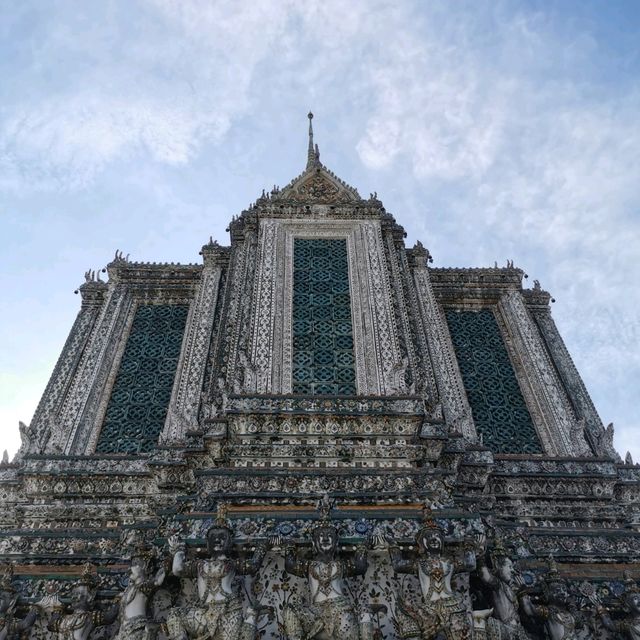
left=96, top=304, right=189, bottom=454
left=446, top=309, right=542, bottom=454
left=293, top=239, right=356, bottom=395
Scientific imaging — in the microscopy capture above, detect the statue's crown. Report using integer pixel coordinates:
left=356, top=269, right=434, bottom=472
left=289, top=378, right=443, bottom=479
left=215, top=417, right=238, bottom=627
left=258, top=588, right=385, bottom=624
left=416, top=507, right=443, bottom=540
left=623, top=570, right=640, bottom=594
left=123, top=529, right=157, bottom=563
left=311, top=494, right=338, bottom=536
left=0, top=564, right=15, bottom=593
left=215, top=503, right=229, bottom=528
left=77, top=562, right=97, bottom=588
left=544, top=557, right=564, bottom=585
left=132, top=540, right=157, bottom=565
left=490, top=535, right=508, bottom=561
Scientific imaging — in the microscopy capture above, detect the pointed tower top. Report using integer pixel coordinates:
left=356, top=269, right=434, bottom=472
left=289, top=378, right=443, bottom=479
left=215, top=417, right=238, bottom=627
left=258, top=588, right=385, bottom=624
left=306, top=111, right=320, bottom=170
left=260, top=112, right=361, bottom=204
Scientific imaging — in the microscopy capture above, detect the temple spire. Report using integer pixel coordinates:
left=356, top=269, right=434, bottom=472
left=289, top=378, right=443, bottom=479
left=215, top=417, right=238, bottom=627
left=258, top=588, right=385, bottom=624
left=306, top=112, right=320, bottom=169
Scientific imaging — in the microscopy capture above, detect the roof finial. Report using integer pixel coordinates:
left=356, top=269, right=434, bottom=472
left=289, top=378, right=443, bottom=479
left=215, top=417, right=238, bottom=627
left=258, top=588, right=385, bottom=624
left=307, top=112, right=315, bottom=169
left=306, top=111, right=321, bottom=169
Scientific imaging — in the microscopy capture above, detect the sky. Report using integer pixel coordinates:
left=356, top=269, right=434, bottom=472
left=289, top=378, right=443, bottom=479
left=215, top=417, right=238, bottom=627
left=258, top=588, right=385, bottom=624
left=1, top=0, right=639, bottom=460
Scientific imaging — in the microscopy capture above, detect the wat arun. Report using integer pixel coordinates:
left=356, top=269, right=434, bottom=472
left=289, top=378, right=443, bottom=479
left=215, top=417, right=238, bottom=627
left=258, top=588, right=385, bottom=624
left=0, top=114, right=638, bottom=640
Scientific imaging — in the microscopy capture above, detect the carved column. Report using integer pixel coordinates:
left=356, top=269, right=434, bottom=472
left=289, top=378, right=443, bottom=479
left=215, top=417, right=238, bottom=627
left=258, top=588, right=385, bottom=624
left=220, top=216, right=259, bottom=396
left=389, top=235, right=438, bottom=401
left=162, top=241, right=227, bottom=443
left=360, top=221, right=405, bottom=394
left=498, top=291, right=585, bottom=456
left=409, top=245, right=476, bottom=439
left=250, top=219, right=278, bottom=394
left=529, top=303, right=617, bottom=459
left=22, top=279, right=108, bottom=456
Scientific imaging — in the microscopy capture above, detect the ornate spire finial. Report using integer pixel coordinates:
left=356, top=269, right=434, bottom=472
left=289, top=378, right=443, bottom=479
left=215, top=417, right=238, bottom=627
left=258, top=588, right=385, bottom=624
left=307, top=112, right=315, bottom=169
left=306, top=112, right=320, bottom=169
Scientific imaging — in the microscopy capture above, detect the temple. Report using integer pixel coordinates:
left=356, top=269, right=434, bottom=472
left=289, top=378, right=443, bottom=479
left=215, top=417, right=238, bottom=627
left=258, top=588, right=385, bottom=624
left=1, top=114, right=638, bottom=640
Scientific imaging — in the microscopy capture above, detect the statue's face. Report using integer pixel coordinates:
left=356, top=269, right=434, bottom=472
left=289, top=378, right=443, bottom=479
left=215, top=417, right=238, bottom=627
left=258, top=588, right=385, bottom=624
left=129, top=558, right=147, bottom=584
left=547, top=581, right=568, bottom=604
left=496, top=557, right=514, bottom=582
left=70, top=585, right=90, bottom=610
left=418, top=531, right=444, bottom=554
left=626, top=592, right=640, bottom=614
left=313, top=527, right=338, bottom=555
left=207, top=527, right=232, bottom=555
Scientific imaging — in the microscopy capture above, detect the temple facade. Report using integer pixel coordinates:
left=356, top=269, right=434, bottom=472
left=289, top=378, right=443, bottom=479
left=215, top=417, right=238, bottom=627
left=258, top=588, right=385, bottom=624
left=1, top=114, right=639, bottom=639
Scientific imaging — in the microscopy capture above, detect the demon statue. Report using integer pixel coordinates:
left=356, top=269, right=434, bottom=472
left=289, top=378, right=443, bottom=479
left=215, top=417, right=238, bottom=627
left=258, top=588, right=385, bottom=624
left=48, top=563, right=118, bottom=640
left=386, top=515, right=481, bottom=640
left=282, top=499, right=369, bottom=640
left=0, top=564, right=39, bottom=639
left=594, top=571, right=640, bottom=639
left=166, top=511, right=276, bottom=640
left=477, top=535, right=530, bottom=639
left=519, top=559, right=577, bottom=640
left=112, top=537, right=166, bottom=640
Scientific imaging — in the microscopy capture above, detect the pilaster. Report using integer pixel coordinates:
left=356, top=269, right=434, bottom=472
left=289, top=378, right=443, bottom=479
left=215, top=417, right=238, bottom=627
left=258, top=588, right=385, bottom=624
left=409, top=245, right=475, bottom=439
left=391, top=239, right=438, bottom=403
left=59, top=283, right=131, bottom=454
left=498, top=291, right=588, bottom=457
left=161, top=240, right=227, bottom=443
left=250, top=220, right=279, bottom=393
left=20, top=279, right=108, bottom=456
left=361, top=221, right=405, bottom=394
left=224, top=221, right=259, bottom=396
left=528, top=302, right=617, bottom=459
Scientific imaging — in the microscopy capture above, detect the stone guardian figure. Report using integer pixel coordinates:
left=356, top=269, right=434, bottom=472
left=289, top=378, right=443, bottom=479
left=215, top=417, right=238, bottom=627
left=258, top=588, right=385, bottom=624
left=386, top=516, right=479, bottom=640
left=0, top=564, right=39, bottom=639
left=48, top=563, right=118, bottom=640
left=477, top=535, right=530, bottom=639
left=594, top=571, right=640, bottom=639
left=282, top=503, right=369, bottom=640
left=166, top=513, right=276, bottom=640
left=113, top=540, right=166, bottom=640
left=519, top=559, right=577, bottom=640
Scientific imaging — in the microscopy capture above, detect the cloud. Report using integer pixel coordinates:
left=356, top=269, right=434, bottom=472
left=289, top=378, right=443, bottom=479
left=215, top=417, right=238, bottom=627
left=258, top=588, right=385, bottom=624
left=2, top=93, right=227, bottom=188
left=0, top=0, right=296, bottom=189
left=350, top=4, right=640, bottom=454
left=1, top=0, right=638, bottom=458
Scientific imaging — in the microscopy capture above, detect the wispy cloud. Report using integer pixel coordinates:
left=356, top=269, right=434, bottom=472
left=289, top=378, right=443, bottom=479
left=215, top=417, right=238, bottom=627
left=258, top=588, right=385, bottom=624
left=0, top=0, right=296, bottom=189
left=350, top=3, right=640, bottom=452
left=1, top=0, right=638, bottom=457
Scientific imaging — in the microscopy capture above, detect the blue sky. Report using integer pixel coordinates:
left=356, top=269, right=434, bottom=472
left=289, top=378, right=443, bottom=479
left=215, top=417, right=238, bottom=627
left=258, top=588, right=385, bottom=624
left=1, top=0, right=639, bottom=459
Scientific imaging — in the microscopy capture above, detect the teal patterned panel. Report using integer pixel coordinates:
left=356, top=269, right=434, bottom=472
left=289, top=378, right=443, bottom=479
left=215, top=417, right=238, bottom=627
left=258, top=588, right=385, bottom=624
left=96, top=304, right=188, bottom=454
left=445, top=309, right=542, bottom=454
left=293, top=239, right=356, bottom=395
